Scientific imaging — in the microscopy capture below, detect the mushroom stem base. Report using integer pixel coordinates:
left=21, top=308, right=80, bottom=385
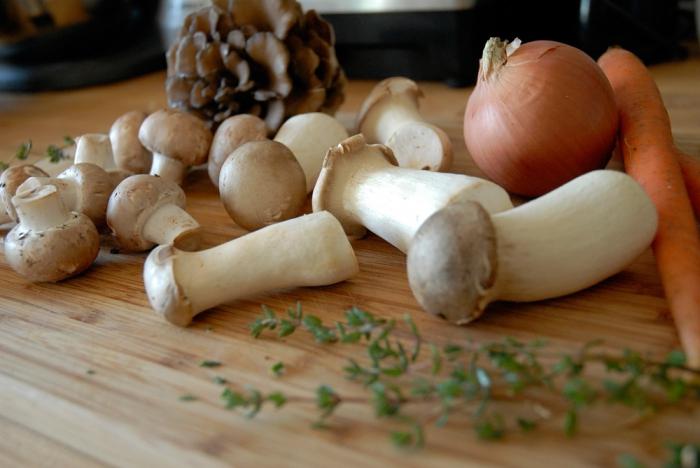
left=143, top=203, right=201, bottom=251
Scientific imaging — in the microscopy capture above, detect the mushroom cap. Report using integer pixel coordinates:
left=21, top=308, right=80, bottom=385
left=311, top=134, right=397, bottom=238
left=0, top=164, right=49, bottom=221
left=138, top=109, right=212, bottom=167
left=59, top=163, right=114, bottom=226
left=143, top=244, right=193, bottom=326
left=407, top=200, right=498, bottom=325
left=355, top=77, right=423, bottom=133
left=106, top=174, right=188, bottom=252
left=5, top=186, right=99, bottom=282
left=110, top=110, right=153, bottom=173
left=208, top=114, right=268, bottom=186
left=219, top=140, right=306, bottom=231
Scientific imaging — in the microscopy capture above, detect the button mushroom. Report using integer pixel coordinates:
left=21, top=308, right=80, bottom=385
left=138, top=109, right=213, bottom=185
left=143, top=211, right=358, bottom=326
left=407, top=170, right=659, bottom=324
left=208, top=114, right=268, bottom=186
left=273, top=112, right=349, bottom=193
left=0, top=164, right=49, bottom=225
left=74, top=133, right=131, bottom=186
left=5, top=184, right=100, bottom=282
left=312, top=134, right=513, bottom=253
left=356, top=77, right=453, bottom=171
left=17, top=163, right=116, bottom=227
left=109, top=111, right=153, bottom=174
left=218, top=140, right=306, bottom=231
left=106, top=174, right=201, bottom=252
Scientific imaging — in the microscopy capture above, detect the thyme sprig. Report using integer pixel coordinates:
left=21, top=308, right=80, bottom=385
left=0, top=137, right=75, bottom=173
left=242, top=304, right=700, bottom=448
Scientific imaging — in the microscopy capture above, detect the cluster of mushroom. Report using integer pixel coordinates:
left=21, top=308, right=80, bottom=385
left=0, top=75, right=659, bottom=329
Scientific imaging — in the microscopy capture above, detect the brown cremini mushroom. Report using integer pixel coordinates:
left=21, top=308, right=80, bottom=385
left=208, top=114, right=268, bottom=186
left=0, top=164, right=49, bottom=225
left=5, top=184, right=100, bottom=282
left=106, top=174, right=201, bottom=252
left=219, top=140, right=306, bottom=231
left=109, top=111, right=153, bottom=174
left=138, top=109, right=213, bottom=185
left=18, top=163, right=116, bottom=227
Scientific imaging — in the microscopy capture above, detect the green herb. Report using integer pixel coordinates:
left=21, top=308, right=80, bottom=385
left=46, top=144, right=64, bottom=163
left=271, top=361, right=285, bottom=377
left=0, top=161, right=8, bottom=172
left=200, top=360, right=222, bottom=368
left=213, top=376, right=228, bottom=385
left=179, top=394, right=197, bottom=402
left=223, top=304, right=700, bottom=453
left=63, top=135, right=76, bottom=146
left=16, top=141, right=31, bottom=160
left=617, top=453, right=647, bottom=468
left=86, top=369, right=96, bottom=375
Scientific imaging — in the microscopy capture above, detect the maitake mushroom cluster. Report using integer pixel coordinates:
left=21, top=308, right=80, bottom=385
left=165, top=0, right=346, bottom=133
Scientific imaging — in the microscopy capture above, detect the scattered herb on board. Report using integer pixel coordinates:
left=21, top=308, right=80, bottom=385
left=271, top=361, right=285, bottom=377
left=200, top=360, right=222, bottom=368
left=213, top=376, right=228, bottom=385
left=214, top=303, right=700, bottom=451
left=179, top=394, right=198, bottom=402
left=15, top=140, right=31, bottom=160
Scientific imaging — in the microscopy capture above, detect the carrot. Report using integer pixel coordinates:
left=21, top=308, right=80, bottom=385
left=677, top=151, right=700, bottom=218
left=598, top=48, right=700, bottom=369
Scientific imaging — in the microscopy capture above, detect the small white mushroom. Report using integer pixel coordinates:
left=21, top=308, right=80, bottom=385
left=17, top=163, right=115, bottom=227
left=143, top=211, right=359, bottom=326
left=356, top=77, right=453, bottom=171
left=407, top=170, right=658, bottom=324
left=74, top=133, right=131, bottom=186
left=312, top=134, right=513, bottom=253
left=138, top=109, right=212, bottom=185
left=0, top=164, right=49, bottom=225
left=5, top=184, right=100, bottom=282
left=219, top=140, right=306, bottom=231
left=274, top=112, right=349, bottom=193
left=106, top=174, right=201, bottom=252
left=109, top=111, right=153, bottom=174
left=208, top=114, right=268, bottom=186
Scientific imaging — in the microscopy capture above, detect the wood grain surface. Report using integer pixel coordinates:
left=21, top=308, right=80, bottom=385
left=1, top=58, right=699, bottom=467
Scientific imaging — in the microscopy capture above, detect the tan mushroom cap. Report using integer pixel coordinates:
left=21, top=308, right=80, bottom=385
left=110, top=110, right=153, bottom=173
left=208, top=114, right=268, bottom=186
left=219, top=140, right=306, bottom=231
left=106, top=174, right=189, bottom=252
left=312, top=134, right=397, bottom=239
left=407, top=200, right=498, bottom=325
left=138, top=109, right=212, bottom=167
left=355, top=77, right=423, bottom=133
left=5, top=185, right=99, bottom=283
left=0, top=164, right=49, bottom=221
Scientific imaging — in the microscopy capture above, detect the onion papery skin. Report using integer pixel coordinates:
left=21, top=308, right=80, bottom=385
left=464, top=39, right=619, bottom=197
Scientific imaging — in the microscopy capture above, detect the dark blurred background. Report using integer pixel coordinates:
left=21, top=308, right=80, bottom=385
left=0, top=0, right=698, bottom=91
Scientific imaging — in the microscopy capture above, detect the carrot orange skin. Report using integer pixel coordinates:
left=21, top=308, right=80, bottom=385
left=678, top=151, right=700, bottom=218
left=599, top=48, right=700, bottom=369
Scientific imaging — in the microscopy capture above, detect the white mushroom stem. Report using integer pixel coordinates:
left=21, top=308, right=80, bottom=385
left=274, top=113, right=349, bottom=193
left=144, top=211, right=359, bottom=326
left=490, top=171, right=658, bottom=301
left=312, top=135, right=513, bottom=253
left=142, top=203, right=200, bottom=249
left=18, top=177, right=79, bottom=216
left=13, top=185, right=70, bottom=231
left=407, top=170, right=659, bottom=324
left=74, top=134, right=116, bottom=170
left=358, top=78, right=453, bottom=171
left=150, top=153, right=186, bottom=185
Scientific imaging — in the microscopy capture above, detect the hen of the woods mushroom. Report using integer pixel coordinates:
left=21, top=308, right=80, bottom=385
left=166, top=0, right=346, bottom=132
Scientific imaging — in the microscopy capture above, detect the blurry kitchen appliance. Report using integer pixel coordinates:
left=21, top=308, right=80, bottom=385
left=0, top=0, right=162, bottom=91
left=299, top=0, right=479, bottom=87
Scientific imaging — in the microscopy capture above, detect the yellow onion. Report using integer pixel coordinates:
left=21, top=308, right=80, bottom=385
left=464, top=38, right=618, bottom=196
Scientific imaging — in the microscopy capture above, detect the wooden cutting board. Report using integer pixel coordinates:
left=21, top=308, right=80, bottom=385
left=1, top=61, right=699, bottom=467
